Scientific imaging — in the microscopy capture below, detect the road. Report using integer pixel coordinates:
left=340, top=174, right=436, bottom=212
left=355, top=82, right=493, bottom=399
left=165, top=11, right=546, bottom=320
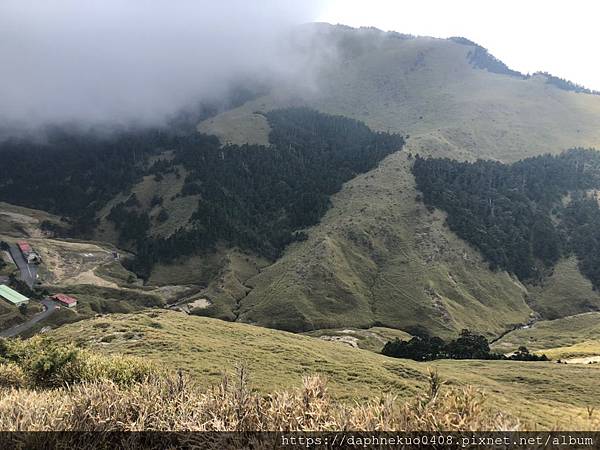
left=0, top=298, right=57, bottom=338
left=8, top=245, right=37, bottom=288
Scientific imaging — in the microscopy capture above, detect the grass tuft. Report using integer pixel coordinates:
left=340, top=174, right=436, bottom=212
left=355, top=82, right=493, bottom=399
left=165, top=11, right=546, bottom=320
left=0, top=363, right=517, bottom=432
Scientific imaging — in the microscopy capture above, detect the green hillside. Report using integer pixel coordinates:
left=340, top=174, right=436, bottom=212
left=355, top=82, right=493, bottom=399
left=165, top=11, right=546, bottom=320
left=3, top=24, right=600, bottom=341
left=48, top=309, right=600, bottom=429
left=493, top=312, right=600, bottom=359
left=202, top=24, right=600, bottom=162
left=196, top=24, right=600, bottom=337
left=526, top=257, right=600, bottom=319
left=237, top=153, right=531, bottom=336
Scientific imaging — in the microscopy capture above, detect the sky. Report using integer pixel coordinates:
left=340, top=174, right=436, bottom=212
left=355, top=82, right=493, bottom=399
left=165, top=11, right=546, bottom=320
left=0, top=0, right=598, bottom=134
left=318, top=0, right=600, bottom=90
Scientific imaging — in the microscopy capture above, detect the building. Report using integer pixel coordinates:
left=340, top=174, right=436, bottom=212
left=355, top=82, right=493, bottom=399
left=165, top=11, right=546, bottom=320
left=17, top=241, right=42, bottom=264
left=52, top=293, right=77, bottom=308
left=0, top=284, right=29, bottom=307
left=17, top=241, right=32, bottom=254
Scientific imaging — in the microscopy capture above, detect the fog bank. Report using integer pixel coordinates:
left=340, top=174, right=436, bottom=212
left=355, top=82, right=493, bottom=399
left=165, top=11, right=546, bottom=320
left=0, top=0, right=322, bottom=133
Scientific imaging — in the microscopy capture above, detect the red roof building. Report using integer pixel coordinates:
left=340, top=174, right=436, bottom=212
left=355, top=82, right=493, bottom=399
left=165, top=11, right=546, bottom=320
left=17, top=241, right=32, bottom=254
left=52, top=294, right=77, bottom=308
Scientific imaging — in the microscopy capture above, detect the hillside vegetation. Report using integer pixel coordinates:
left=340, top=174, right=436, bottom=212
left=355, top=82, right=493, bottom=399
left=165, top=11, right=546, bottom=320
left=47, top=310, right=600, bottom=428
left=412, top=150, right=600, bottom=290
left=198, top=24, right=600, bottom=337
left=0, top=336, right=522, bottom=434
left=237, top=152, right=531, bottom=336
left=0, top=108, right=403, bottom=282
left=493, top=312, right=600, bottom=359
left=123, top=108, right=403, bottom=278
left=3, top=24, right=600, bottom=340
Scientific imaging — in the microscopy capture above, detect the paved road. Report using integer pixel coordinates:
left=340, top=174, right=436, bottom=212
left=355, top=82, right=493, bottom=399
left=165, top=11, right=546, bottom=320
left=0, top=298, right=57, bottom=338
left=8, top=245, right=37, bottom=288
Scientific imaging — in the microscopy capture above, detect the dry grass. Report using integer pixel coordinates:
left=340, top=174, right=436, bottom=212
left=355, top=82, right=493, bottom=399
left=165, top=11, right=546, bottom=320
left=2, top=325, right=600, bottom=431
left=0, top=334, right=521, bottom=432
left=0, top=366, right=518, bottom=432
left=48, top=310, right=600, bottom=429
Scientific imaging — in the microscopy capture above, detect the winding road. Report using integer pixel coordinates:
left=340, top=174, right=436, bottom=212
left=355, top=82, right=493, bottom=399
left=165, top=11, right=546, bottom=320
left=0, top=298, right=57, bottom=338
left=0, top=245, right=56, bottom=337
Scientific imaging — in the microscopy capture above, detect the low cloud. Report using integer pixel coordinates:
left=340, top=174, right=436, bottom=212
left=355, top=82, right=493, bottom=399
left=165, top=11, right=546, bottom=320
left=0, top=0, right=324, bottom=133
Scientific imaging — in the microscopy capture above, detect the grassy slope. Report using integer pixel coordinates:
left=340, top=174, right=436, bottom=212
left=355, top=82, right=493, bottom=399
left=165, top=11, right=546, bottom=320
left=311, top=36, right=600, bottom=162
left=526, top=257, right=600, bottom=320
left=49, top=310, right=600, bottom=428
left=493, top=312, right=600, bottom=359
left=304, top=326, right=412, bottom=353
left=202, top=27, right=600, bottom=162
left=238, top=153, right=532, bottom=337
left=197, top=25, right=600, bottom=336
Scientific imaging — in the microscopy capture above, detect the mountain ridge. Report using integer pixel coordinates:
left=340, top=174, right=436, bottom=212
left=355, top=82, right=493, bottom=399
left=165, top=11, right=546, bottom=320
left=193, top=24, right=600, bottom=336
left=1, top=24, right=600, bottom=340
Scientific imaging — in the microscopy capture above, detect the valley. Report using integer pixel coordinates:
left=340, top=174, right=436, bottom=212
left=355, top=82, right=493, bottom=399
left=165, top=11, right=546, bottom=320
left=1, top=23, right=600, bottom=432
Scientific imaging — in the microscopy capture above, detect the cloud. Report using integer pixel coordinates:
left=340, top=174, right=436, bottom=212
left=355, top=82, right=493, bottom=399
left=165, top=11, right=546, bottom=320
left=0, top=0, right=323, bottom=132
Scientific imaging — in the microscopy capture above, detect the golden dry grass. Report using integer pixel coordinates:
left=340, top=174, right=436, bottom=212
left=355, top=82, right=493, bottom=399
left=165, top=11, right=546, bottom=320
left=0, top=334, right=522, bottom=432
left=48, top=310, right=600, bottom=429
left=0, top=366, right=519, bottom=432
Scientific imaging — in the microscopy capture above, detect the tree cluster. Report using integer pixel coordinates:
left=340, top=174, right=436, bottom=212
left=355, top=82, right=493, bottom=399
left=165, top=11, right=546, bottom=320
left=125, top=108, right=405, bottom=277
left=412, top=149, right=600, bottom=286
left=0, top=108, right=403, bottom=279
left=466, top=46, right=525, bottom=78
left=0, top=127, right=177, bottom=235
left=382, top=329, right=548, bottom=362
left=535, top=72, right=600, bottom=95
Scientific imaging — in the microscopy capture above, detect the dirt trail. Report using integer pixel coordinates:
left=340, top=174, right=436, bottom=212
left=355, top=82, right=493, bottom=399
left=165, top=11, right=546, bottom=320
left=564, top=355, right=600, bottom=364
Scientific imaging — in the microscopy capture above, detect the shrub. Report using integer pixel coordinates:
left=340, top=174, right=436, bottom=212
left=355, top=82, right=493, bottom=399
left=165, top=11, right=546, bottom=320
left=507, top=346, right=549, bottom=362
left=74, top=350, right=155, bottom=386
left=0, top=337, right=155, bottom=388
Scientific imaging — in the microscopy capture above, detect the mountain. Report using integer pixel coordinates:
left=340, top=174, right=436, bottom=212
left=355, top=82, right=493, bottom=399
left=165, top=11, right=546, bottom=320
left=202, top=25, right=600, bottom=161
left=198, top=25, right=600, bottom=336
left=2, top=24, right=600, bottom=341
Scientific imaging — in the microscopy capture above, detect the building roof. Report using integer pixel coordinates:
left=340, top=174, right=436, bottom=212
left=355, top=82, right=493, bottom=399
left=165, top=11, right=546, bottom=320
left=17, top=241, right=32, bottom=253
left=0, top=285, right=29, bottom=305
left=52, top=293, right=77, bottom=305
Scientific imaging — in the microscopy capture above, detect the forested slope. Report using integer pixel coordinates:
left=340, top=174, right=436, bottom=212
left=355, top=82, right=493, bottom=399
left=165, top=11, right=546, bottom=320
left=0, top=108, right=403, bottom=281
left=412, top=149, right=600, bottom=287
left=199, top=24, right=600, bottom=336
